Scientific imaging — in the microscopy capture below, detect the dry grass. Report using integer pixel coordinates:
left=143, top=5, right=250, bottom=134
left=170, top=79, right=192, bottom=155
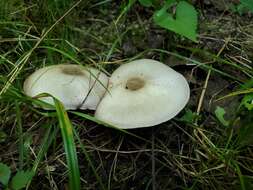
left=1, top=0, right=253, bottom=189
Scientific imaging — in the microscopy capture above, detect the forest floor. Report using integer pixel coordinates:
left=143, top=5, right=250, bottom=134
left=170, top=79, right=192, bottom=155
left=1, top=0, right=253, bottom=189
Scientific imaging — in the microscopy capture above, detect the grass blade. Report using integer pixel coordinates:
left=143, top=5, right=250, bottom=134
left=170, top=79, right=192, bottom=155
left=73, top=128, right=106, bottom=190
left=15, top=101, right=24, bottom=170
left=71, top=111, right=149, bottom=143
left=26, top=124, right=58, bottom=189
left=31, top=124, right=58, bottom=173
left=54, top=98, right=80, bottom=190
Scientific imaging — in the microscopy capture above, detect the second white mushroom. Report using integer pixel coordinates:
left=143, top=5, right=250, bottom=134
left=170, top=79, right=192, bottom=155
left=24, top=64, right=108, bottom=110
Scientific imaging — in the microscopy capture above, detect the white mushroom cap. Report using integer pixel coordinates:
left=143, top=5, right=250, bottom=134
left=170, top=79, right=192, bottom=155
left=23, top=64, right=108, bottom=110
left=95, top=59, right=190, bottom=129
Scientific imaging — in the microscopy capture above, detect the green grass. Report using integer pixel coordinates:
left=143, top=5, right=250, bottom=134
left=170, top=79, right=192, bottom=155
left=54, top=97, right=80, bottom=190
left=1, top=0, right=253, bottom=189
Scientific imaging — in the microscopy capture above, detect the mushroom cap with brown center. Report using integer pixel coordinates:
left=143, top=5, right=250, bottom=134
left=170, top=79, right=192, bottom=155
left=23, top=64, right=108, bottom=110
left=95, top=59, right=190, bottom=129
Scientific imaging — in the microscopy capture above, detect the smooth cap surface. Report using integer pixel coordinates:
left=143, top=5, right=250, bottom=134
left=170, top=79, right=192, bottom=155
left=95, top=59, right=190, bottom=129
left=24, top=64, right=108, bottom=110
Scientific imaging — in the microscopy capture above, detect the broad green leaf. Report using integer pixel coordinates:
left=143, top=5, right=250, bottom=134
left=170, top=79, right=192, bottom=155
left=153, top=1, right=198, bottom=42
left=240, top=0, right=253, bottom=12
left=236, top=4, right=248, bottom=15
left=215, top=106, right=230, bottom=127
left=0, top=163, right=11, bottom=186
left=240, top=94, right=253, bottom=110
left=138, top=0, right=153, bottom=7
left=179, top=109, right=198, bottom=123
left=11, top=170, right=34, bottom=190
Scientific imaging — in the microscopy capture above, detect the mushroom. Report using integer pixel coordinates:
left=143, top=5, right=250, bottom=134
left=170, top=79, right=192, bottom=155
left=95, top=59, right=190, bottom=129
left=23, top=64, right=108, bottom=110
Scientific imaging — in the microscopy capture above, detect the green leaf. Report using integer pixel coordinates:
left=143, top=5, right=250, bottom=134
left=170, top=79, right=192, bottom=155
left=153, top=1, right=198, bottom=42
left=11, top=170, right=34, bottom=190
left=215, top=106, right=230, bottom=127
left=240, top=0, right=253, bottom=12
left=240, top=94, right=253, bottom=110
left=179, top=109, right=198, bottom=123
left=236, top=4, right=247, bottom=15
left=0, top=163, right=11, bottom=186
left=138, top=0, right=153, bottom=7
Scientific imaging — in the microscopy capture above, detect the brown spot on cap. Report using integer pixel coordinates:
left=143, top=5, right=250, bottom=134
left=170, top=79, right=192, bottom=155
left=61, top=65, right=84, bottom=76
left=125, top=77, right=145, bottom=91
